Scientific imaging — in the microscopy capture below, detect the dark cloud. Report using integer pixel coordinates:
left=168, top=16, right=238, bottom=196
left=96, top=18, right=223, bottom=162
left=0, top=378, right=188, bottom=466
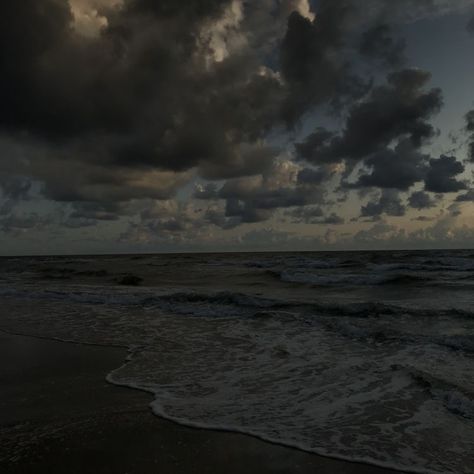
left=278, top=0, right=468, bottom=124
left=0, top=0, right=287, bottom=210
left=0, top=212, right=53, bottom=235
left=360, top=190, right=406, bottom=219
left=194, top=183, right=220, bottom=200
left=424, top=155, right=466, bottom=193
left=465, top=110, right=474, bottom=162
left=353, top=140, right=428, bottom=190
left=203, top=207, right=240, bottom=230
left=295, top=128, right=337, bottom=165
left=280, top=4, right=368, bottom=122
left=296, top=69, right=442, bottom=165
left=289, top=207, right=345, bottom=225
left=4, top=0, right=367, bottom=227
left=467, top=15, right=474, bottom=34
left=0, top=0, right=74, bottom=135
left=0, top=173, right=34, bottom=216
left=456, top=189, right=474, bottom=202
left=360, top=0, right=473, bottom=24
left=223, top=199, right=272, bottom=224
left=0, top=176, right=32, bottom=201
left=194, top=160, right=325, bottom=227
left=121, top=0, right=229, bottom=19
left=287, top=206, right=324, bottom=223
left=68, top=202, right=123, bottom=221
left=121, top=200, right=220, bottom=243
left=0, top=0, right=472, bottom=246
left=217, top=170, right=325, bottom=225
left=408, top=191, right=438, bottom=210
left=319, top=213, right=345, bottom=225
left=359, top=24, right=406, bottom=68
left=297, top=166, right=335, bottom=185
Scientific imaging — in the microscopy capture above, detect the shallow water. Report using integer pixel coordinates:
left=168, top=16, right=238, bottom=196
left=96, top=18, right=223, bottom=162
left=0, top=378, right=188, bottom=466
left=1, top=250, right=473, bottom=473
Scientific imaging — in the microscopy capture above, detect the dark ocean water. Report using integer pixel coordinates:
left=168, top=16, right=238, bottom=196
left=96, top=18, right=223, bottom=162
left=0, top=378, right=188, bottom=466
left=1, top=250, right=473, bottom=473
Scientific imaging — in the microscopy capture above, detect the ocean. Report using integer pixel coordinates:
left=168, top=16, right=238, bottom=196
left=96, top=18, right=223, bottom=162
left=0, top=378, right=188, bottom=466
left=1, top=250, right=473, bottom=473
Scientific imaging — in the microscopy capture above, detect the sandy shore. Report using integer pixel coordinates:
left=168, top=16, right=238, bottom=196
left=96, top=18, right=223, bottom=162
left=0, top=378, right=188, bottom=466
left=1, top=332, right=404, bottom=474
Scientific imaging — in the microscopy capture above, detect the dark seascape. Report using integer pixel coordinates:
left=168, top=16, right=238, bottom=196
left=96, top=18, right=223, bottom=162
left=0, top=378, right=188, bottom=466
left=1, top=250, right=474, bottom=473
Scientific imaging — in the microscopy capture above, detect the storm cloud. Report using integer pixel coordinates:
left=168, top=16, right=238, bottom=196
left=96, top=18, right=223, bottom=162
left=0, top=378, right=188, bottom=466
left=424, top=155, right=466, bottom=193
left=296, top=69, right=443, bottom=165
left=0, top=0, right=473, bottom=251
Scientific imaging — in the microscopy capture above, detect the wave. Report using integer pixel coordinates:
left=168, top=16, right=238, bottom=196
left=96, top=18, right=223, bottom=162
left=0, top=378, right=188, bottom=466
left=279, top=270, right=431, bottom=286
left=393, top=365, right=474, bottom=420
left=435, top=335, right=474, bottom=354
left=369, top=259, right=474, bottom=273
left=102, top=330, right=474, bottom=474
left=2, top=285, right=474, bottom=473
left=3, top=285, right=474, bottom=328
left=441, top=390, right=474, bottom=420
left=324, top=319, right=474, bottom=355
left=153, top=291, right=279, bottom=308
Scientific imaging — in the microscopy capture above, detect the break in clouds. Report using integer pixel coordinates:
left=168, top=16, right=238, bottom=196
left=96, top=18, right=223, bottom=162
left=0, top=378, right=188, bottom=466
left=1, top=0, right=474, bottom=253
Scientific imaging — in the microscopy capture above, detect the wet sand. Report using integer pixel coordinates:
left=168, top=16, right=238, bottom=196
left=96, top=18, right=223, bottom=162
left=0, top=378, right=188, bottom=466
left=0, top=332, right=404, bottom=474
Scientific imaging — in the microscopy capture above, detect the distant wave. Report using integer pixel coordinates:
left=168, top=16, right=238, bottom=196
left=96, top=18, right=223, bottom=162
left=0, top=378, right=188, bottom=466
left=279, top=270, right=431, bottom=286
left=370, top=260, right=474, bottom=273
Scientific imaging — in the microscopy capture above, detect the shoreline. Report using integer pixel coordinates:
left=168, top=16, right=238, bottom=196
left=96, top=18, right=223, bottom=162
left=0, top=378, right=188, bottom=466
left=1, top=331, right=404, bottom=474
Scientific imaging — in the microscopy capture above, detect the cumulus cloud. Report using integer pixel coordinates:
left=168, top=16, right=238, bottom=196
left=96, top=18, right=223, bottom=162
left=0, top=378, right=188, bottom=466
left=1, top=0, right=473, bottom=250
left=296, top=69, right=442, bottom=165
left=279, top=4, right=369, bottom=122
left=287, top=206, right=324, bottom=222
left=408, top=191, right=438, bottom=210
left=215, top=159, right=326, bottom=226
left=424, top=155, right=466, bottom=193
left=354, top=140, right=428, bottom=191
left=456, top=189, right=474, bottom=202
left=360, top=190, right=406, bottom=219
left=0, top=1, right=284, bottom=199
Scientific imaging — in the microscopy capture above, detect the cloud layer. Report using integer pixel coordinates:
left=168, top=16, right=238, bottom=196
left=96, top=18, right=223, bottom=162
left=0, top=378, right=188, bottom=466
left=0, top=0, right=473, bottom=252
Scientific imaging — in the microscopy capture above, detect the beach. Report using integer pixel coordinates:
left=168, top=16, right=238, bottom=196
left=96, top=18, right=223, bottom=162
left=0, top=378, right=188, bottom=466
left=1, top=331, right=403, bottom=474
left=1, top=251, right=473, bottom=473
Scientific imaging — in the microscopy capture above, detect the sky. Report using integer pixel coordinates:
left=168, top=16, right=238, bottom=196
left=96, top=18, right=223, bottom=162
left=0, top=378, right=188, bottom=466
left=1, top=0, right=474, bottom=255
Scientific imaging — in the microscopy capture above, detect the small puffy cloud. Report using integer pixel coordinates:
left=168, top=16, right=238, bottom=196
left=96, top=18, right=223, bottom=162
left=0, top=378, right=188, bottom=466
left=408, top=191, right=438, bottom=210
left=353, top=221, right=405, bottom=246
left=360, top=189, right=406, bottom=219
left=456, top=189, right=474, bottom=202
left=424, top=155, right=466, bottom=193
left=287, top=207, right=344, bottom=225
left=354, top=140, right=428, bottom=191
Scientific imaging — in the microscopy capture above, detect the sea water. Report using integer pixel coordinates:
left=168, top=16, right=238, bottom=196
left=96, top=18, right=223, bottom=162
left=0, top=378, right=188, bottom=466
left=1, top=250, right=473, bottom=473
